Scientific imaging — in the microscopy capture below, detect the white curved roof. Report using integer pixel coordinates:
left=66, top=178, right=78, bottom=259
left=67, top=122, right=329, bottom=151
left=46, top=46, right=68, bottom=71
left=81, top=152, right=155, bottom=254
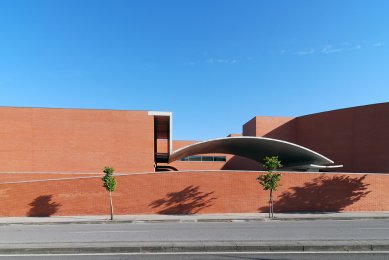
left=169, top=136, right=334, bottom=167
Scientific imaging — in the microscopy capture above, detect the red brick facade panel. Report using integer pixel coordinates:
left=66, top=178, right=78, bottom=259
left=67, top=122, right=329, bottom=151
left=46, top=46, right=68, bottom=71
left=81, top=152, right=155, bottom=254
left=0, top=171, right=387, bottom=217
left=294, top=103, right=389, bottom=173
left=249, top=103, right=389, bottom=173
left=242, top=117, right=256, bottom=137
left=156, top=139, right=169, bottom=154
left=0, top=108, right=155, bottom=173
left=243, top=116, right=295, bottom=142
left=172, top=140, right=198, bottom=150
left=168, top=161, right=227, bottom=171
left=221, top=156, right=260, bottom=171
left=0, top=173, right=95, bottom=183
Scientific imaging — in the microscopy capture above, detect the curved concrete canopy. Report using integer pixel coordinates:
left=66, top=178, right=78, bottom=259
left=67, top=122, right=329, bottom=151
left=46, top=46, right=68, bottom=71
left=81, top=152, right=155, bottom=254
left=169, top=136, right=335, bottom=167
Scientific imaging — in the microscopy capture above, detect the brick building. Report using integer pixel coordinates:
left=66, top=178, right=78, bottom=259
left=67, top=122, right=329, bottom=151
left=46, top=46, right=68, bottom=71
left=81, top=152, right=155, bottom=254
left=0, top=102, right=388, bottom=216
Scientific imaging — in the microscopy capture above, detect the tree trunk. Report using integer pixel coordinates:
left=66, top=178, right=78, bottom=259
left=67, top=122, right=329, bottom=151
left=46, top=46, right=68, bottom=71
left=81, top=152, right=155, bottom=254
left=109, top=191, right=114, bottom=220
left=268, top=190, right=271, bottom=218
left=270, top=189, right=273, bottom=219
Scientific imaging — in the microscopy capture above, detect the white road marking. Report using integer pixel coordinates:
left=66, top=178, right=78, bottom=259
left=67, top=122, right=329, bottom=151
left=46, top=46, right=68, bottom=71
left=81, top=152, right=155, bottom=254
left=69, top=230, right=149, bottom=234
left=358, top=228, right=389, bottom=230
left=0, top=251, right=388, bottom=256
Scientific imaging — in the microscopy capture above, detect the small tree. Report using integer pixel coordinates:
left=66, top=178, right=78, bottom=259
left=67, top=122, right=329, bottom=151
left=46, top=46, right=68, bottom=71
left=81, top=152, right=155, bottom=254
left=102, top=166, right=117, bottom=220
left=257, top=156, right=282, bottom=219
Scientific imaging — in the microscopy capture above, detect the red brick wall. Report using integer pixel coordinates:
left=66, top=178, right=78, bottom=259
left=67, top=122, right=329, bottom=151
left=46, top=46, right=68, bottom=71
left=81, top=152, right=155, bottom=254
left=0, top=107, right=155, bottom=173
left=243, top=116, right=296, bottom=142
left=172, top=140, right=198, bottom=150
left=0, top=171, right=388, bottom=217
left=294, top=103, right=389, bottom=173
left=248, top=103, right=389, bottom=173
left=242, top=117, right=256, bottom=137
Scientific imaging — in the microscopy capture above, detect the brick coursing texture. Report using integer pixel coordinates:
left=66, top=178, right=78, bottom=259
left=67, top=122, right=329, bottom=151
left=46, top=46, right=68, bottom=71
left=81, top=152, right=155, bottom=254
left=0, top=107, right=154, bottom=173
left=244, top=103, right=389, bottom=173
left=0, top=171, right=387, bottom=217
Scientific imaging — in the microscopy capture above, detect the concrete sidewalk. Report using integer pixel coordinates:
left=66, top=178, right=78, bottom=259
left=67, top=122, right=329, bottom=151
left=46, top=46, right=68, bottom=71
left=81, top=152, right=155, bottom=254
left=1, top=212, right=389, bottom=225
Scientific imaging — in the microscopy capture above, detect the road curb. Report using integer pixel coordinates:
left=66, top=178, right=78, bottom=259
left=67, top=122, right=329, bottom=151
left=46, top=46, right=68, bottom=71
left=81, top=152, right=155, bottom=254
left=1, top=216, right=389, bottom=226
left=0, top=241, right=389, bottom=254
left=273, top=216, right=389, bottom=221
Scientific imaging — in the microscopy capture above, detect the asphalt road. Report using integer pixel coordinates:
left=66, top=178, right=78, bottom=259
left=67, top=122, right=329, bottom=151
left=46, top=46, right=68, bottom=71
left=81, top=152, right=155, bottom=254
left=1, top=219, right=389, bottom=244
left=0, top=252, right=389, bottom=260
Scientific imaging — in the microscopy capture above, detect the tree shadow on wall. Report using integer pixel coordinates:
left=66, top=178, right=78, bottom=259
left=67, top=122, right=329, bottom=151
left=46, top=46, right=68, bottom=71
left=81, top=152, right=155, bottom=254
left=28, top=195, right=61, bottom=217
left=259, top=175, right=370, bottom=213
left=149, top=185, right=216, bottom=214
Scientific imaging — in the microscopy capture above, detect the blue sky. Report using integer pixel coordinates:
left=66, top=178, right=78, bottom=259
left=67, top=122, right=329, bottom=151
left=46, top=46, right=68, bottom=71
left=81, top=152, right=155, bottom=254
left=0, top=0, right=388, bottom=140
